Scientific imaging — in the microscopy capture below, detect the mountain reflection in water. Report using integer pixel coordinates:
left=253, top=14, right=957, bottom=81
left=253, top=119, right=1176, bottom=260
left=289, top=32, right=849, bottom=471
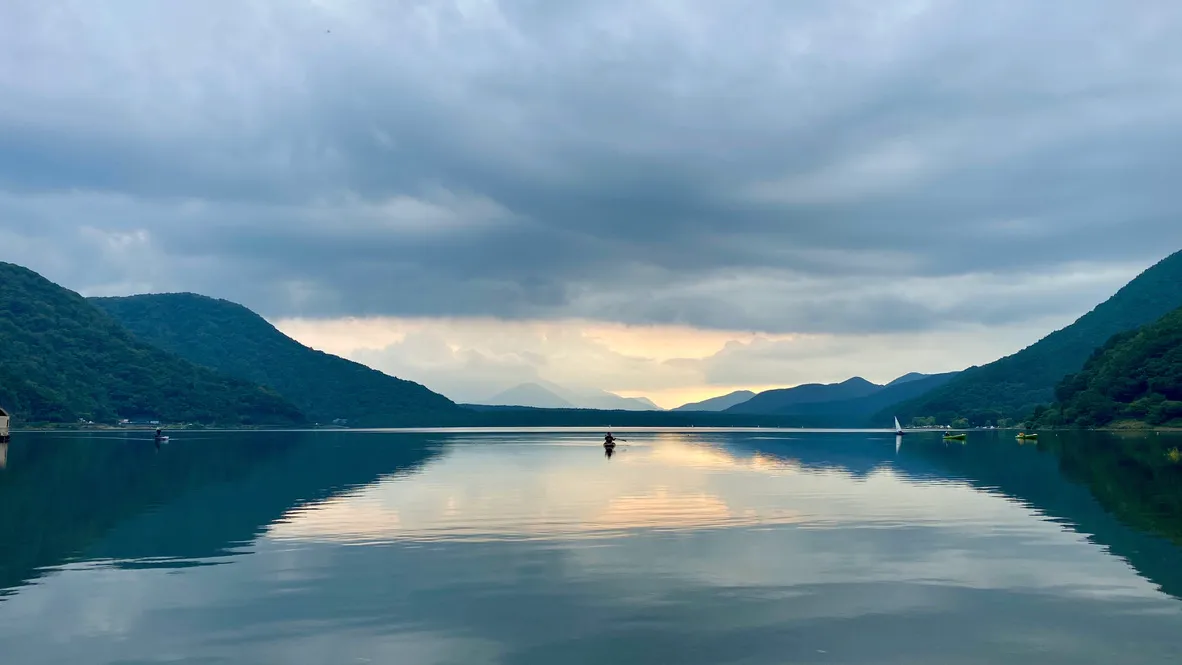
left=1, top=429, right=1180, bottom=665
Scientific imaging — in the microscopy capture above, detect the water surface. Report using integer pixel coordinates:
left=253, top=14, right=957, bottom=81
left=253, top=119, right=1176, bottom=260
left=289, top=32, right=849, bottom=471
left=1, top=429, right=1181, bottom=664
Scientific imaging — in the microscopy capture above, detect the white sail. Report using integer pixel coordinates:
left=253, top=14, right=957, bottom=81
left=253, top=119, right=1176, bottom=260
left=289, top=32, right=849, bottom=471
left=894, top=416, right=903, bottom=433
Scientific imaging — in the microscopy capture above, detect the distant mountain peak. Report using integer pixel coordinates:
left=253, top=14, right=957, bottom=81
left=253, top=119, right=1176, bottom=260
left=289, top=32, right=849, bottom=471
left=482, top=383, right=575, bottom=409
left=886, top=372, right=930, bottom=387
left=725, top=377, right=884, bottom=415
left=481, top=381, right=661, bottom=411
left=673, top=390, right=757, bottom=412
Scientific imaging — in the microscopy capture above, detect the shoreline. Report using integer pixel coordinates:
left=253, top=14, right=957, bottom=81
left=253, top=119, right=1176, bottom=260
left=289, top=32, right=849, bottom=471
left=10, top=424, right=1182, bottom=435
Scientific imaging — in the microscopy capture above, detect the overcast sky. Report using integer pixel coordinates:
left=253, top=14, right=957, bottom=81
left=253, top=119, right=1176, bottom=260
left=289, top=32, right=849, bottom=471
left=3, top=1, right=1182, bottom=406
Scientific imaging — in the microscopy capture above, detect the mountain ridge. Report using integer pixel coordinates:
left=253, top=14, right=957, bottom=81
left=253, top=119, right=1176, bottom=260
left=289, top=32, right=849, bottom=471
left=725, top=377, right=882, bottom=415
left=673, top=390, right=757, bottom=412
left=1034, top=305, right=1182, bottom=428
left=480, top=380, right=661, bottom=411
left=0, top=264, right=304, bottom=426
left=92, top=292, right=463, bottom=427
left=480, top=383, right=575, bottom=409
left=887, top=249, right=1182, bottom=424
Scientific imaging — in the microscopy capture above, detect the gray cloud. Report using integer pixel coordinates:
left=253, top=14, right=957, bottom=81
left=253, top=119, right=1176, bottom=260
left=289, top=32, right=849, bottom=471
left=2, top=0, right=1181, bottom=333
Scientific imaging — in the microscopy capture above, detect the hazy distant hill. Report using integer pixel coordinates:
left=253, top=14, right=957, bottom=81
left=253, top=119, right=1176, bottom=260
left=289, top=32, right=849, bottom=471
left=482, top=383, right=575, bottom=409
left=588, top=391, right=662, bottom=411
left=0, top=263, right=303, bottom=426
left=92, top=293, right=463, bottom=427
left=1035, top=305, right=1182, bottom=428
left=673, top=390, right=756, bottom=412
left=889, top=249, right=1182, bottom=424
left=725, top=377, right=883, bottom=414
left=481, top=380, right=661, bottom=411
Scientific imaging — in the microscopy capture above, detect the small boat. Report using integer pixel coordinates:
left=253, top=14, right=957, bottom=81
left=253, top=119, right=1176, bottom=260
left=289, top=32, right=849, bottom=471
left=1015, top=432, right=1038, bottom=440
left=942, top=432, right=967, bottom=441
left=894, top=416, right=905, bottom=436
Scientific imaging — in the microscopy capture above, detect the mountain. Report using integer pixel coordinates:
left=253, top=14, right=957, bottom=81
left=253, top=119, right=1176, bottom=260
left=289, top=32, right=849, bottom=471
left=888, top=249, right=1182, bottom=425
left=583, top=390, right=662, bottom=411
left=725, top=377, right=883, bottom=415
left=1034, top=305, right=1182, bottom=428
left=481, top=383, right=575, bottom=409
left=482, top=381, right=661, bottom=411
left=673, top=390, right=757, bottom=412
left=775, top=372, right=959, bottom=422
left=0, top=263, right=303, bottom=426
left=887, top=372, right=931, bottom=387
left=91, top=293, right=464, bottom=427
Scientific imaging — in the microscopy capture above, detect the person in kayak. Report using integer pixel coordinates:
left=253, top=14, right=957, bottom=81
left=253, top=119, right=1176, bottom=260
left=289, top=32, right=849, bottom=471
left=604, top=432, right=616, bottom=446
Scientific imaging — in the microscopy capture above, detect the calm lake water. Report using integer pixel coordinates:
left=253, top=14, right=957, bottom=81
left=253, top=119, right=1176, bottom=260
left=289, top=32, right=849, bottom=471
left=2, top=428, right=1182, bottom=664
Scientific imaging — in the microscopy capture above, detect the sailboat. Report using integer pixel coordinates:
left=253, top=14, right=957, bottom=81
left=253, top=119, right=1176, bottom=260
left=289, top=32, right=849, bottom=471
left=894, top=416, right=905, bottom=436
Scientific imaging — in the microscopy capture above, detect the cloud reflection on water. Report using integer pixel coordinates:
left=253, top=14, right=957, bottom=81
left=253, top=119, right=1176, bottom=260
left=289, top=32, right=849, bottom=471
left=265, top=434, right=1013, bottom=545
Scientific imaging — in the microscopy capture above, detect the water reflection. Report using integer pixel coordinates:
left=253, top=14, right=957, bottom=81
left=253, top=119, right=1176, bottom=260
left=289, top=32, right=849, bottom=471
left=1, top=429, right=1181, bottom=665
left=0, top=431, right=442, bottom=597
left=0, top=441, right=7, bottom=470
left=268, top=437, right=812, bottom=544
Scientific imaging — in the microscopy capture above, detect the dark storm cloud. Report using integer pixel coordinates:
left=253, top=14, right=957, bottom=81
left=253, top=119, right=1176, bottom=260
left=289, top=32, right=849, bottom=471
left=2, top=0, right=1182, bottom=332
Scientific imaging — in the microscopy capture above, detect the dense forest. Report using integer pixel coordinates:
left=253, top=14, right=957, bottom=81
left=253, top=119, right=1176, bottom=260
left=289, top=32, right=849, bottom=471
left=93, top=293, right=464, bottom=427
left=1033, top=305, right=1182, bottom=428
left=0, top=263, right=304, bottom=426
left=887, top=249, right=1182, bottom=425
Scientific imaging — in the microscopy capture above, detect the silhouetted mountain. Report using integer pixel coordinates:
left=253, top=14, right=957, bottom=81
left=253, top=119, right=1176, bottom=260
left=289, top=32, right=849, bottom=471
left=1034, top=305, right=1182, bottom=428
left=888, top=249, right=1182, bottom=425
left=482, top=380, right=661, bottom=411
left=481, top=383, right=575, bottom=409
left=590, top=392, right=662, bottom=411
left=673, top=390, right=757, bottom=412
left=777, top=372, right=960, bottom=424
left=725, top=377, right=882, bottom=415
left=886, top=372, right=930, bottom=387
left=0, top=263, right=303, bottom=426
left=92, top=293, right=463, bottom=427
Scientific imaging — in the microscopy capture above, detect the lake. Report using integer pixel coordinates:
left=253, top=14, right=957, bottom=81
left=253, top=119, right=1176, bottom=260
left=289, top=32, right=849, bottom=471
left=2, top=428, right=1181, bottom=664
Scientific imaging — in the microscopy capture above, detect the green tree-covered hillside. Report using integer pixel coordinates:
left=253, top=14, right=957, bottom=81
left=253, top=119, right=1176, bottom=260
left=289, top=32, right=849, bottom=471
left=887, top=249, right=1182, bottom=424
left=0, top=263, right=304, bottom=425
left=1035, top=305, right=1182, bottom=428
left=92, top=293, right=464, bottom=427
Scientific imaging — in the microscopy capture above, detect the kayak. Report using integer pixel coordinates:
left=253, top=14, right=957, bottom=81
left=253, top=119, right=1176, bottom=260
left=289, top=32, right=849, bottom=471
left=942, top=433, right=967, bottom=441
left=1016, top=433, right=1038, bottom=440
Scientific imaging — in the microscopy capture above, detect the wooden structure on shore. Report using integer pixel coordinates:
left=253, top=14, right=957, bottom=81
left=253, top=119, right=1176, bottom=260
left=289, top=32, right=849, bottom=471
left=0, top=406, right=9, bottom=443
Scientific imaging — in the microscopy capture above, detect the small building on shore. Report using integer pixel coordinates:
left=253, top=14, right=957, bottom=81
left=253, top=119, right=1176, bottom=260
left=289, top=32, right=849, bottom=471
left=0, top=406, right=9, bottom=443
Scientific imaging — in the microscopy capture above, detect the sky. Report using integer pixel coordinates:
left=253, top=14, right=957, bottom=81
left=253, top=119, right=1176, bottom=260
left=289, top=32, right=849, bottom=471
left=3, top=1, right=1182, bottom=407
